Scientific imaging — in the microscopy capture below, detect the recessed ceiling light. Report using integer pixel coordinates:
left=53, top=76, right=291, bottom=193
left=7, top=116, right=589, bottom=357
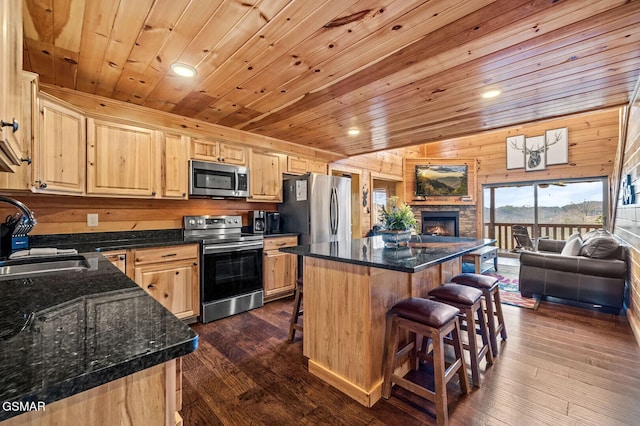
left=347, top=128, right=360, bottom=136
left=171, top=63, right=197, bottom=78
left=481, top=89, right=501, bottom=99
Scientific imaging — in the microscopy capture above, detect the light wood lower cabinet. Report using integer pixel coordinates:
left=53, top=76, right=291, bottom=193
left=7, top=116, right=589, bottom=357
left=102, top=250, right=127, bottom=274
left=263, top=236, right=298, bottom=301
left=2, top=361, right=179, bottom=426
left=132, top=244, right=200, bottom=322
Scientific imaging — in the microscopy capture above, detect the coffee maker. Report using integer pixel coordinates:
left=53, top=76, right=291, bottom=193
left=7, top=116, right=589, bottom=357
left=265, top=212, right=281, bottom=234
left=249, top=211, right=265, bottom=234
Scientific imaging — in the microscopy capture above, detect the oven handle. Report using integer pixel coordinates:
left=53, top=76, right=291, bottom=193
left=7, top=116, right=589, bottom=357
left=203, top=242, right=263, bottom=254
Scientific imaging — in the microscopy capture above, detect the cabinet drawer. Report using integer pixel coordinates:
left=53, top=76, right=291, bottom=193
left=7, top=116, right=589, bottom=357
left=133, top=244, right=199, bottom=265
left=264, top=236, right=298, bottom=251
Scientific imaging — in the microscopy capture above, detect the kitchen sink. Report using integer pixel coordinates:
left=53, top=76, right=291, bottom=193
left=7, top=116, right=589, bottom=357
left=0, top=255, right=91, bottom=278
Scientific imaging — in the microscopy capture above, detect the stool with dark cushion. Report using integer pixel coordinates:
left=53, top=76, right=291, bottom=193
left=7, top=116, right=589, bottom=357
left=288, top=278, right=303, bottom=342
left=428, top=284, right=494, bottom=387
left=382, top=298, right=470, bottom=426
left=450, top=273, right=507, bottom=356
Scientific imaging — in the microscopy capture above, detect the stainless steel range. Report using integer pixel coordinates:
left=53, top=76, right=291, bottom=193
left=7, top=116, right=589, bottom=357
left=183, top=215, right=263, bottom=323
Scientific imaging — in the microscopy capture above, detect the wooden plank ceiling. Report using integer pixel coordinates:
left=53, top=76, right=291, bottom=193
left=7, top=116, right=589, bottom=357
left=22, top=0, right=640, bottom=157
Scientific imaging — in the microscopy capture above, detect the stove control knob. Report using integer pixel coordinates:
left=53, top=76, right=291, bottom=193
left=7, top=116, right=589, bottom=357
left=188, top=219, right=196, bottom=226
left=197, top=219, right=204, bottom=226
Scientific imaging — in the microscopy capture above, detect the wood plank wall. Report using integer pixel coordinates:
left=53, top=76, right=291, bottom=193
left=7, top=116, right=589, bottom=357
left=401, top=108, right=622, bottom=237
left=613, top=83, right=640, bottom=343
left=0, top=194, right=276, bottom=235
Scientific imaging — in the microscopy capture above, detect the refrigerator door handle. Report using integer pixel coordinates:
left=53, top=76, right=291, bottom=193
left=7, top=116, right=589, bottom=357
left=330, top=187, right=338, bottom=235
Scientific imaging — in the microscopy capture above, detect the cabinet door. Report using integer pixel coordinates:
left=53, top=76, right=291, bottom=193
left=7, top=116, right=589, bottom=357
left=102, top=250, right=127, bottom=274
left=0, top=72, right=37, bottom=190
left=263, top=250, right=297, bottom=300
left=190, top=138, right=218, bottom=161
left=308, top=159, right=328, bottom=174
left=34, top=94, right=86, bottom=194
left=0, top=0, right=23, bottom=172
left=87, top=118, right=159, bottom=197
left=134, top=261, right=199, bottom=320
left=287, top=156, right=308, bottom=175
left=162, top=132, right=188, bottom=199
left=263, top=236, right=298, bottom=301
left=219, top=143, right=246, bottom=165
left=249, top=150, right=283, bottom=202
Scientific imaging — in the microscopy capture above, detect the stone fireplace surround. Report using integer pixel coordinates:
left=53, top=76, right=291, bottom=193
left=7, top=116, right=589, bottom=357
left=413, top=205, right=477, bottom=238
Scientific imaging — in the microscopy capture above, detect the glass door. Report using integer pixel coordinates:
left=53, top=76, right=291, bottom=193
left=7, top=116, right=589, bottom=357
left=483, top=177, right=607, bottom=250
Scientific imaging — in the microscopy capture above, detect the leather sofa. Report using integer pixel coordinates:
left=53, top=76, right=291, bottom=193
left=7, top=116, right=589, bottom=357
left=518, top=235, right=628, bottom=312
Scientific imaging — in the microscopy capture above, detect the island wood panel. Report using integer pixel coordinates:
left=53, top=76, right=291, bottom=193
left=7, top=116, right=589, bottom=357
left=0, top=195, right=276, bottom=235
left=302, top=255, right=460, bottom=407
left=2, top=361, right=176, bottom=426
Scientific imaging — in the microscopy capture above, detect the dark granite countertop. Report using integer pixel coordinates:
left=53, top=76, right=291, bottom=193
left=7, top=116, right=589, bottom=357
left=0, top=252, right=198, bottom=421
left=28, top=229, right=190, bottom=253
left=263, top=232, right=298, bottom=238
left=280, top=235, right=495, bottom=273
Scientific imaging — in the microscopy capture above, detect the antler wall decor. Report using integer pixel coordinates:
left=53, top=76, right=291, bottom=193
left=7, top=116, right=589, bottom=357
left=505, top=127, right=568, bottom=171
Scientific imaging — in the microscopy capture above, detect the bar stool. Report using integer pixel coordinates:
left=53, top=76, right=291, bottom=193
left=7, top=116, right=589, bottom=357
left=428, top=284, right=494, bottom=387
left=450, top=273, right=507, bottom=356
left=288, top=278, right=303, bottom=342
left=382, top=298, right=470, bottom=426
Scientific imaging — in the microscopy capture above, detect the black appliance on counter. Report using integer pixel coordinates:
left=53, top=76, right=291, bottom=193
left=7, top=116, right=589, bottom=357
left=249, top=210, right=265, bottom=234
left=265, top=212, right=281, bottom=234
left=183, top=215, right=263, bottom=323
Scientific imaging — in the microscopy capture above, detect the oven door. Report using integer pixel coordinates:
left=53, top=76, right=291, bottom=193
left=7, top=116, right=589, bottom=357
left=200, top=241, right=263, bottom=322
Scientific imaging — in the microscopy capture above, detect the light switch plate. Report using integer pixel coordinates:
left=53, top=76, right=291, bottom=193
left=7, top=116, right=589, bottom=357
left=87, top=213, right=99, bottom=227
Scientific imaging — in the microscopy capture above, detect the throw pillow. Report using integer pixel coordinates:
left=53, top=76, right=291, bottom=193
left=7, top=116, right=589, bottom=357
left=566, top=232, right=581, bottom=243
left=579, top=235, right=620, bottom=259
left=560, top=237, right=583, bottom=256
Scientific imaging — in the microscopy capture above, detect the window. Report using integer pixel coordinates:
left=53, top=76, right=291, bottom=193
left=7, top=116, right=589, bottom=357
left=483, top=177, right=608, bottom=249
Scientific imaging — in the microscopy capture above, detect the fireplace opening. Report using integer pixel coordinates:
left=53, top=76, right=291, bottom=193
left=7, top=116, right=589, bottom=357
left=421, top=211, right=459, bottom=237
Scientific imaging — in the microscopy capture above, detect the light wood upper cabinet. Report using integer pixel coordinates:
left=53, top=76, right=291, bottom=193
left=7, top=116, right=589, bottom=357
left=87, top=118, right=159, bottom=197
left=132, top=244, right=200, bottom=321
left=287, top=155, right=328, bottom=175
left=0, top=72, right=37, bottom=190
left=191, top=137, right=246, bottom=165
left=33, top=94, right=86, bottom=195
left=161, top=132, right=189, bottom=199
left=248, top=150, right=284, bottom=202
left=0, top=0, right=23, bottom=172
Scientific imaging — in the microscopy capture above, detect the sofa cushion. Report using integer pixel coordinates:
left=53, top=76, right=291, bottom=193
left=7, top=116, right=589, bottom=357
left=579, top=235, right=620, bottom=259
left=560, top=237, right=583, bottom=256
left=582, top=229, right=611, bottom=241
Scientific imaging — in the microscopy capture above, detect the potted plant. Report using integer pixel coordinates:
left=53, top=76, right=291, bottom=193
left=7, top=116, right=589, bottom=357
left=379, top=196, right=418, bottom=247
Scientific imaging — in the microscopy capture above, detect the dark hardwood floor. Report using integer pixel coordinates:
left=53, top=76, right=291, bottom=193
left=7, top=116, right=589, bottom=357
left=181, top=296, right=640, bottom=425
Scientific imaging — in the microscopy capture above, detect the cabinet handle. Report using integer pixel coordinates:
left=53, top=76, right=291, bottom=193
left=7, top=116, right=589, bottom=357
left=20, top=157, right=32, bottom=165
left=35, top=180, right=47, bottom=189
left=193, top=262, right=198, bottom=266
left=182, top=192, right=186, bottom=197
left=147, top=283, right=156, bottom=289
left=1, top=119, right=18, bottom=133
left=162, top=253, right=177, bottom=258
left=151, top=191, right=156, bottom=196
left=118, top=255, right=125, bottom=260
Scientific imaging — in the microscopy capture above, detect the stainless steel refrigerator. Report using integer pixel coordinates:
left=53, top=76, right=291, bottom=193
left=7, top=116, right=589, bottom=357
left=278, top=173, right=352, bottom=245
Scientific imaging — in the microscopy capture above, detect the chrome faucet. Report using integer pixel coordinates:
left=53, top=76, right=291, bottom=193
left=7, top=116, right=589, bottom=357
left=0, top=196, right=37, bottom=235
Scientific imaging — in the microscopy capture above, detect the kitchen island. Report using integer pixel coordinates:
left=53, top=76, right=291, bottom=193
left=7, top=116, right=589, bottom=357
left=0, top=252, right=198, bottom=425
left=281, top=235, right=494, bottom=407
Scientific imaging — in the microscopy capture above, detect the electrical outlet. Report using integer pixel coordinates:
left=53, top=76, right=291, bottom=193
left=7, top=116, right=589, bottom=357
left=87, top=213, right=99, bottom=227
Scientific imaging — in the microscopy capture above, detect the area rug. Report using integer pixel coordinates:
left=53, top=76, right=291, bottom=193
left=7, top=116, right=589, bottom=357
left=482, top=264, right=540, bottom=310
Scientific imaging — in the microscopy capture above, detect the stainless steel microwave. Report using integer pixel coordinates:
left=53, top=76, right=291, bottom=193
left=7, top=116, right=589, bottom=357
left=189, top=160, right=249, bottom=198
